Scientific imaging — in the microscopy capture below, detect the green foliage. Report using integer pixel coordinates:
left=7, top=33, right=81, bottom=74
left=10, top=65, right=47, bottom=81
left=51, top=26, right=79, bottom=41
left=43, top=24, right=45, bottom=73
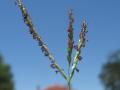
left=100, top=50, right=120, bottom=90
left=0, top=55, right=14, bottom=90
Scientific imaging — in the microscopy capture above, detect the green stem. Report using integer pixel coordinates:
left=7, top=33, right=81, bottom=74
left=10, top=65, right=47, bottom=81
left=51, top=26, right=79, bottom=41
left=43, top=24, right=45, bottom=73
left=54, top=63, right=67, bottom=80
left=67, top=71, right=71, bottom=90
left=69, top=40, right=81, bottom=81
left=67, top=79, right=71, bottom=90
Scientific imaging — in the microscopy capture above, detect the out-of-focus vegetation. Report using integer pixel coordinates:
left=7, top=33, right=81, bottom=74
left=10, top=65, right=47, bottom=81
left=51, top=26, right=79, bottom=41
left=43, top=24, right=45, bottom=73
left=100, top=50, right=120, bottom=90
left=0, top=55, right=14, bottom=90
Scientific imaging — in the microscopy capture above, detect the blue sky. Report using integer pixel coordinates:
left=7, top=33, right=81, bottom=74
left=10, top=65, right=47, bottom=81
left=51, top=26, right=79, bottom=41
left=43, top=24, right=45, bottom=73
left=0, top=0, right=120, bottom=90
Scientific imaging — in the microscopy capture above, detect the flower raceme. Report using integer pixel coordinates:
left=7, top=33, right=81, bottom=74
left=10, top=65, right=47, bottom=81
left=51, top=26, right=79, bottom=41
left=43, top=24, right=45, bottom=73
left=16, top=0, right=67, bottom=80
left=67, top=9, right=74, bottom=68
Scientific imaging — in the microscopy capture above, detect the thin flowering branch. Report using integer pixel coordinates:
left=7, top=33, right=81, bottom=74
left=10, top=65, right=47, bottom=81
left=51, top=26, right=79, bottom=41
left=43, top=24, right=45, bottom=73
left=68, top=20, right=87, bottom=82
left=16, top=0, right=67, bottom=80
left=67, top=9, right=74, bottom=69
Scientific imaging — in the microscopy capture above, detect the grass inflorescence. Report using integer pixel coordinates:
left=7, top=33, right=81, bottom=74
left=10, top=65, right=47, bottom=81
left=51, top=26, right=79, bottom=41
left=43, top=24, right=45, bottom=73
left=16, top=0, right=88, bottom=90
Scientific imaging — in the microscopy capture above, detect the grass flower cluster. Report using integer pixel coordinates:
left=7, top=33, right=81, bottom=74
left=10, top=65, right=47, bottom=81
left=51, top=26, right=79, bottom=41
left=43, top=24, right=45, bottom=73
left=16, top=0, right=88, bottom=90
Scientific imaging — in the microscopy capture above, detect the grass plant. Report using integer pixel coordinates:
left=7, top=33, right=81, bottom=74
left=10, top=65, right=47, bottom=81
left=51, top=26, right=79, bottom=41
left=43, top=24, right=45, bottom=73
left=16, top=0, right=88, bottom=89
